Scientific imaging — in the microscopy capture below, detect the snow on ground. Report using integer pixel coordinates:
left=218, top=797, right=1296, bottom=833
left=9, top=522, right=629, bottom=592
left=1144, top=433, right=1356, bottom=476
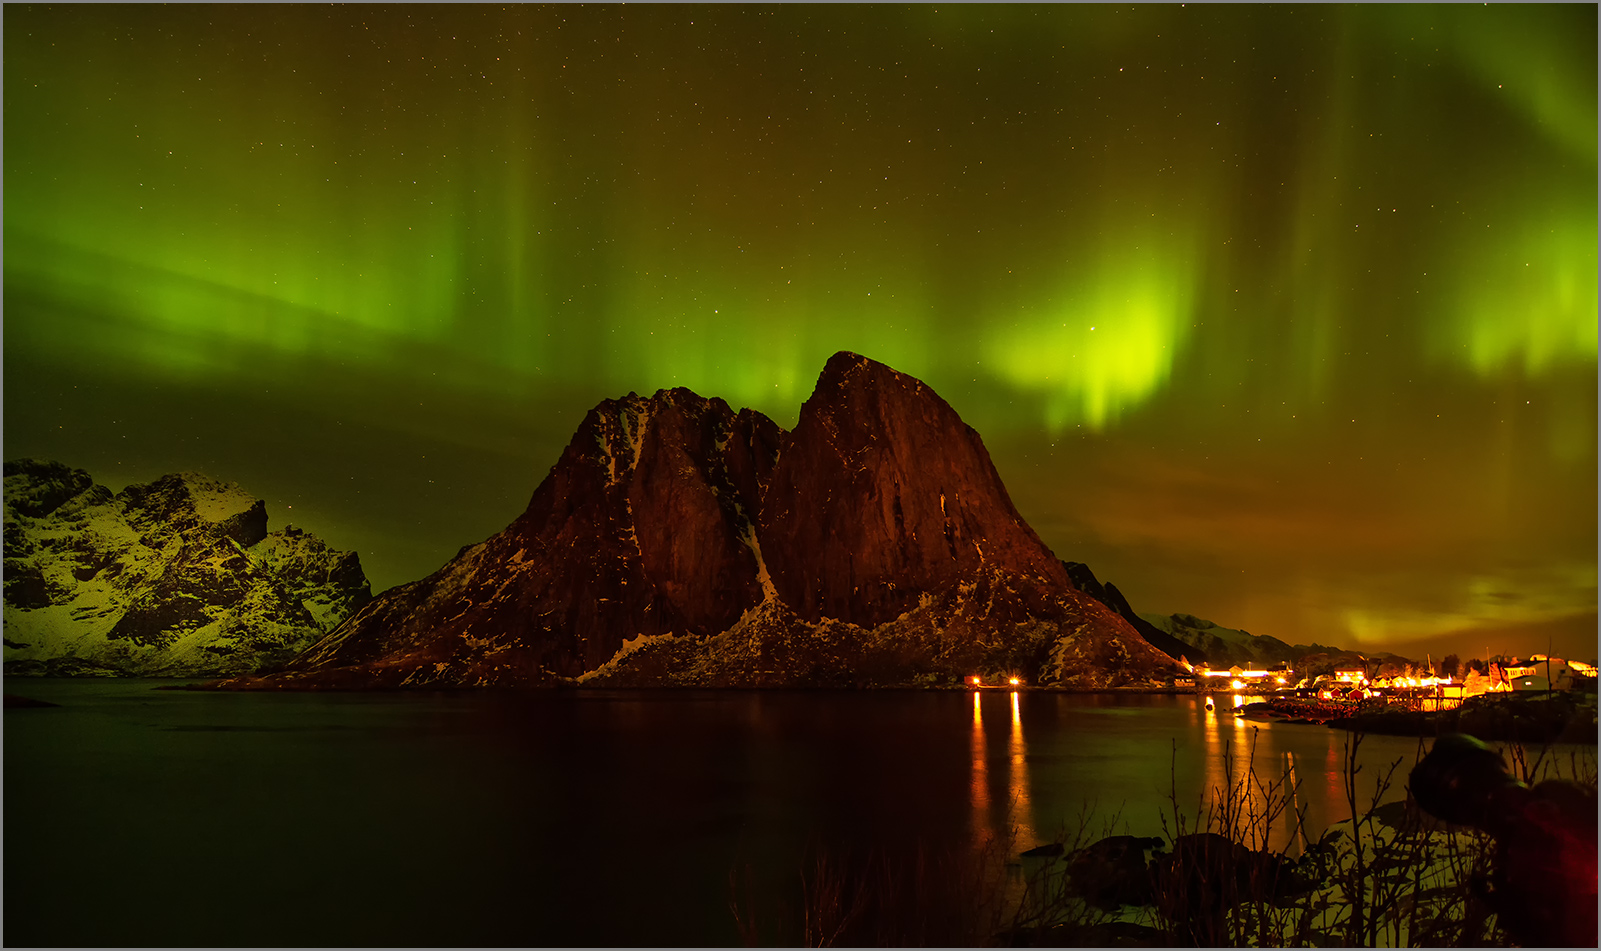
left=5, top=466, right=369, bottom=677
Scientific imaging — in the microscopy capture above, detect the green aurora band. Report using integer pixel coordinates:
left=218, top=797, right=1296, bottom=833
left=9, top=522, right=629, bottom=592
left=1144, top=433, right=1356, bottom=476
left=5, top=4, right=1596, bottom=660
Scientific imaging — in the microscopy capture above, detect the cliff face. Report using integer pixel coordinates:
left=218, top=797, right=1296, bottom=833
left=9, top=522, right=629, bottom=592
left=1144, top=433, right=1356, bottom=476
left=2, top=460, right=370, bottom=677
left=760, top=352, right=1070, bottom=626
left=214, top=353, right=1182, bottom=690
left=265, top=389, right=783, bottom=687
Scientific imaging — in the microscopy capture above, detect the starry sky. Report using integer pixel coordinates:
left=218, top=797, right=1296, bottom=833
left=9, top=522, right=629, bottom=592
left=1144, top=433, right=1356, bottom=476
left=6, top=4, right=1596, bottom=662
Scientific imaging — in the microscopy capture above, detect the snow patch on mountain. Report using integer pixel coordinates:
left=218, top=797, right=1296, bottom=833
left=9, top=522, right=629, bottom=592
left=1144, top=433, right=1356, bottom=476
left=3, top=460, right=371, bottom=677
left=1138, top=611, right=1305, bottom=667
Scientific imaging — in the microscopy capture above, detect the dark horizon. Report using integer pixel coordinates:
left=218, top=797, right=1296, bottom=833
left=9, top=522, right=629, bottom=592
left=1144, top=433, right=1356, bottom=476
left=5, top=4, right=1595, bottom=662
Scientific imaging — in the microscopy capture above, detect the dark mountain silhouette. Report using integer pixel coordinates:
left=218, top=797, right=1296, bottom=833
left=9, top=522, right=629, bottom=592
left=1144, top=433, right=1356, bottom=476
left=1062, top=561, right=1207, bottom=667
left=211, top=352, right=1183, bottom=690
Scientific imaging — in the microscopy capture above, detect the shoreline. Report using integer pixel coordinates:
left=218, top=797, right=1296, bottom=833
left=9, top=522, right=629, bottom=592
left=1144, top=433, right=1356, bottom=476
left=10, top=676, right=1594, bottom=743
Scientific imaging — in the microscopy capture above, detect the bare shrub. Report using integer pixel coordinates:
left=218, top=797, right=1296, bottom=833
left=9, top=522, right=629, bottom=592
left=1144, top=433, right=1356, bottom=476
left=733, top=730, right=1593, bottom=946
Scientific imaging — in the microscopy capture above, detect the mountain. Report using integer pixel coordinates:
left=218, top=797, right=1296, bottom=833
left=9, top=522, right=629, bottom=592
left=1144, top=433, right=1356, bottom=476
left=211, top=388, right=780, bottom=687
left=1061, top=562, right=1207, bottom=666
left=759, top=353, right=1072, bottom=625
left=213, top=352, right=1182, bottom=690
left=1137, top=612, right=1312, bottom=668
left=2, top=460, right=371, bottom=677
left=1062, top=563, right=1371, bottom=671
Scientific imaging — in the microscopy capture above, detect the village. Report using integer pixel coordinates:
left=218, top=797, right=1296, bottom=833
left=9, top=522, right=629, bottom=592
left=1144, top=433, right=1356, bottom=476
left=1172, top=653, right=1600, bottom=728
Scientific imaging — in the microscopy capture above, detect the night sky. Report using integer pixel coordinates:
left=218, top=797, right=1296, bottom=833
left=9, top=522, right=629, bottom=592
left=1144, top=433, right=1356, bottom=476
left=6, top=4, right=1596, bottom=662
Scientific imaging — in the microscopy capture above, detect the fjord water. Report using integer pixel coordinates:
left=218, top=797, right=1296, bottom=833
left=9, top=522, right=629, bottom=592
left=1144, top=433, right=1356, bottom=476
left=4, top=683, right=1451, bottom=946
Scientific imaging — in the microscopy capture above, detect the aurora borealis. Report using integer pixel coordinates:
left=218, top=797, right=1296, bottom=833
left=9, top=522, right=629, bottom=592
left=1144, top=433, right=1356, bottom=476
left=5, top=4, right=1596, bottom=661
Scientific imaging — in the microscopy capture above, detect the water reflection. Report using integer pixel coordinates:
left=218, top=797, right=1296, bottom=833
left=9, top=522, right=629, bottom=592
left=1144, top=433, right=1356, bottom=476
left=969, top=691, right=1035, bottom=855
left=971, top=690, right=989, bottom=814
left=1199, top=694, right=1291, bottom=849
left=1327, top=741, right=1346, bottom=822
left=1201, top=694, right=1220, bottom=823
left=1230, top=696, right=1250, bottom=755
left=8, top=682, right=1587, bottom=949
left=1199, top=711, right=1394, bottom=848
left=1284, top=751, right=1308, bottom=856
left=1009, top=691, right=1036, bottom=850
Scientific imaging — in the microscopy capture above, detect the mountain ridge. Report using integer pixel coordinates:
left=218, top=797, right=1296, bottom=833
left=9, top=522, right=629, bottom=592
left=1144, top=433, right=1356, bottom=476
left=1138, top=611, right=1341, bottom=668
left=214, top=352, right=1183, bottom=690
left=2, top=460, right=372, bottom=677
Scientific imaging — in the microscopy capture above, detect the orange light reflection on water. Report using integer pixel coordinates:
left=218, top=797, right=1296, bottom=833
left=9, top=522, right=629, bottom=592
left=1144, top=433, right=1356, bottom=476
left=1285, top=751, right=1307, bottom=856
left=971, top=690, right=988, bottom=813
left=970, top=691, right=1036, bottom=859
left=1200, top=694, right=1283, bottom=848
left=1202, top=697, right=1224, bottom=827
left=1009, top=691, right=1035, bottom=850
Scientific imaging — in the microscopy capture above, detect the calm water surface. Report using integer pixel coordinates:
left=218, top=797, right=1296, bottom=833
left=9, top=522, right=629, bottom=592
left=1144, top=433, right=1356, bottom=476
left=2, top=681, right=1483, bottom=946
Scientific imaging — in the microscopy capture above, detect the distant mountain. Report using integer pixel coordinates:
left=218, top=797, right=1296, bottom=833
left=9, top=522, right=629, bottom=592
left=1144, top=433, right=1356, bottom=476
left=2, top=460, right=371, bottom=677
left=212, top=352, right=1183, bottom=690
left=1060, top=562, right=1208, bottom=666
left=1056, top=563, right=1376, bottom=672
left=1137, top=612, right=1327, bottom=668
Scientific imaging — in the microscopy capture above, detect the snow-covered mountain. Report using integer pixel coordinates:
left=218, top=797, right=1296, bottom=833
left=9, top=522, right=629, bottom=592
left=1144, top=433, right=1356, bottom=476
left=3, top=460, right=371, bottom=677
left=1137, top=612, right=1321, bottom=668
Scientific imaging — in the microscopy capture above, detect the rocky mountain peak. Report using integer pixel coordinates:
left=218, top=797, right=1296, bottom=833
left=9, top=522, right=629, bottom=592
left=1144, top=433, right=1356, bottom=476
left=116, top=471, right=268, bottom=548
left=210, top=353, right=1181, bottom=691
left=561, top=386, right=757, bottom=494
left=266, top=386, right=786, bottom=688
left=3, top=458, right=97, bottom=518
left=760, top=351, right=1069, bottom=625
left=799, top=351, right=941, bottom=447
left=812, top=349, right=922, bottom=397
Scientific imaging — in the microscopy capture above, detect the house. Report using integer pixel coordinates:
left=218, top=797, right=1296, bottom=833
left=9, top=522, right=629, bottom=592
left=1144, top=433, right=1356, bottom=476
left=1420, top=681, right=1467, bottom=712
left=1196, top=665, right=1272, bottom=681
left=1520, top=656, right=1590, bottom=690
left=1461, top=668, right=1512, bottom=697
left=1332, top=666, right=1366, bottom=684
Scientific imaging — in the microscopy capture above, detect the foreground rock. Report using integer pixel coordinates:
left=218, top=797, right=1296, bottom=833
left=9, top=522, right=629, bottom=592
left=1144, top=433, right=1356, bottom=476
left=211, top=352, right=1183, bottom=690
left=1063, top=835, right=1166, bottom=910
left=3, top=460, right=371, bottom=677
